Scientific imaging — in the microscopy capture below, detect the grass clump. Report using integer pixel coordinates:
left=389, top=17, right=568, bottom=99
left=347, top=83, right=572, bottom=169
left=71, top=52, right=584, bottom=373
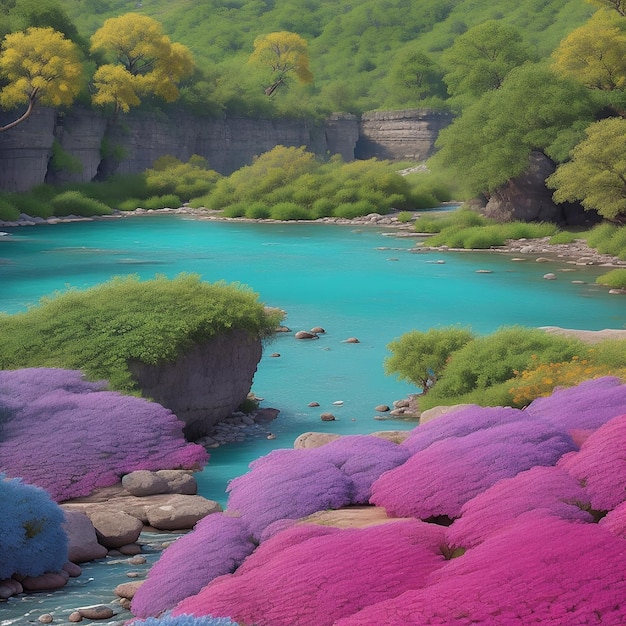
left=596, top=269, right=626, bottom=289
left=50, top=191, right=113, bottom=217
left=0, top=274, right=282, bottom=393
left=0, top=195, right=19, bottom=221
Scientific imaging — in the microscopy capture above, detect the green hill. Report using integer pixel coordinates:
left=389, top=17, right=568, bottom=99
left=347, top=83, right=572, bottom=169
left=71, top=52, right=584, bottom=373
left=50, top=0, right=593, bottom=115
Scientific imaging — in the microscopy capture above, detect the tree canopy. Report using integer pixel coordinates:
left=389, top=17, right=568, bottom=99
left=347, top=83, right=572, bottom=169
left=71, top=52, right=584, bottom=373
left=90, top=12, right=194, bottom=117
left=548, top=118, right=626, bottom=220
left=248, top=31, right=313, bottom=96
left=0, top=26, right=83, bottom=131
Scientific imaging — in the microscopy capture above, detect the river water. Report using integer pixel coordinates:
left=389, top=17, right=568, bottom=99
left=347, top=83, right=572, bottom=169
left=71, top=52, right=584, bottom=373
left=1, top=215, right=624, bottom=624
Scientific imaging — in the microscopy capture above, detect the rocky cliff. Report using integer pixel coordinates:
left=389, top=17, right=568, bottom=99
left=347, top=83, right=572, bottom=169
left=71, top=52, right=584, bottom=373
left=0, top=107, right=448, bottom=192
left=128, top=329, right=263, bottom=439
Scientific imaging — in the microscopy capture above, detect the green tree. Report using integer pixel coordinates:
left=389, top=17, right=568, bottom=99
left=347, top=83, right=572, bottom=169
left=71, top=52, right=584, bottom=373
left=441, top=20, right=533, bottom=105
left=587, top=0, right=626, bottom=15
left=0, top=27, right=83, bottom=131
left=431, top=64, right=598, bottom=196
left=385, top=327, right=474, bottom=393
left=547, top=117, right=626, bottom=220
left=90, top=13, right=194, bottom=118
left=248, top=31, right=313, bottom=96
left=387, top=47, right=447, bottom=106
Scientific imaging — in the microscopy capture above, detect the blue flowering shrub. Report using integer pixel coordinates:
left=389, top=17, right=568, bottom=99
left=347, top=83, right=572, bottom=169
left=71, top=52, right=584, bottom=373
left=0, top=474, right=68, bottom=578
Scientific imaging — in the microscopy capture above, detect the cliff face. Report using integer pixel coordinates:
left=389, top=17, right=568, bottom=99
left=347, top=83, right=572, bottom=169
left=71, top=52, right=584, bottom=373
left=128, top=329, right=263, bottom=440
left=0, top=107, right=448, bottom=192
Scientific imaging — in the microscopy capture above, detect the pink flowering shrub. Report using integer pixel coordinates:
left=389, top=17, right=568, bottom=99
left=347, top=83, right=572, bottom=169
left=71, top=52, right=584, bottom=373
left=525, top=376, right=626, bottom=432
left=172, top=520, right=448, bottom=626
left=132, top=514, right=256, bottom=619
left=0, top=473, right=68, bottom=579
left=335, top=513, right=626, bottom=625
left=0, top=368, right=208, bottom=501
left=400, top=405, right=526, bottom=455
left=447, top=466, right=593, bottom=548
left=600, top=501, right=626, bottom=538
left=558, top=412, right=626, bottom=511
left=370, top=418, right=576, bottom=519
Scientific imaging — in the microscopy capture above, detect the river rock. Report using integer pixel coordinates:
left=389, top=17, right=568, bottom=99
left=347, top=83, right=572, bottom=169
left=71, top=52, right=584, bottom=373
left=375, top=404, right=390, bottom=412
left=145, top=495, right=222, bottom=530
left=155, top=470, right=197, bottom=495
left=295, top=330, right=318, bottom=339
left=543, top=273, right=557, bottom=280
left=38, top=614, right=53, bottom=624
left=77, top=605, right=115, bottom=620
left=86, top=509, right=144, bottom=549
left=122, top=470, right=169, bottom=496
left=114, top=580, right=144, bottom=599
left=294, top=432, right=342, bottom=449
left=68, top=612, right=83, bottom=623
left=62, top=510, right=108, bottom=563
left=320, top=412, right=336, bottom=421
left=310, top=326, right=326, bottom=333
left=371, top=430, right=411, bottom=444
left=62, top=561, right=82, bottom=577
left=342, top=337, right=360, bottom=343
left=0, top=578, right=23, bottom=598
left=419, top=403, right=474, bottom=424
left=21, top=570, right=69, bottom=592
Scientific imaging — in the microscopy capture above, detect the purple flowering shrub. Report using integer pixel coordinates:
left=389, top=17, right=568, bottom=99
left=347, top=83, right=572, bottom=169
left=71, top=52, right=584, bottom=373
left=558, top=412, right=626, bottom=511
left=446, top=466, right=593, bottom=548
left=132, top=514, right=256, bottom=619
left=0, top=473, right=68, bottom=579
left=0, top=369, right=208, bottom=501
left=400, top=405, right=526, bottom=455
left=525, top=376, right=626, bottom=432
left=335, top=513, right=626, bottom=625
left=172, top=520, right=448, bottom=626
left=370, top=419, right=576, bottom=519
left=131, top=614, right=240, bottom=626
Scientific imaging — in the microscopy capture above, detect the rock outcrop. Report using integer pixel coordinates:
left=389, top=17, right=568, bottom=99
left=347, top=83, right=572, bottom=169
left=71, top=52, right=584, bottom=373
left=128, top=329, right=263, bottom=439
left=480, top=152, right=601, bottom=226
left=356, top=109, right=453, bottom=161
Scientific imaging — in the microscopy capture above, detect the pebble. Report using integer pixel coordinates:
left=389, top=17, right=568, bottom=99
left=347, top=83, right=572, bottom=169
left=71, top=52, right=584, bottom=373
left=68, top=612, right=83, bottom=623
left=38, top=615, right=53, bottom=624
left=78, top=605, right=114, bottom=620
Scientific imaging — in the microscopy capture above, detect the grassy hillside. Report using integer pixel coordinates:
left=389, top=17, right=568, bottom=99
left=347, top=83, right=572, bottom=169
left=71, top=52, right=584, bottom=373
left=55, top=0, right=593, bottom=114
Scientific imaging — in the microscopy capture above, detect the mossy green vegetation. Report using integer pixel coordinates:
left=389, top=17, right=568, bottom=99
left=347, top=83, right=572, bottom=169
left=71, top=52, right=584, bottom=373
left=416, top=209, right=558, bottom=249
left=0, top=274, right=282, bottom=392
left=189, top=146, right=440, bottom=219
left=386, top=325, right=626, bottom=411
left=596, top=268, right=626, bottom=289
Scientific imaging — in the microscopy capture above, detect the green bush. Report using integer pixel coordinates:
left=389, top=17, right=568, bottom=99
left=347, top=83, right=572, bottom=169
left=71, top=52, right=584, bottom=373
left=419, top=326, right=590, bottom=410
left=0, top=274, right=282, bottom=393
left=0, top=197, right=19, bottom=221
left=586, top=222, right=619, bottom=249
left=396, top=211, right=415, bottom=223
left=117, top=198, right=142, bottom=212
left=188, top=194, right=213, bottom=209
left=9, top=193, right=54, bottom=219
left=49, top=140, right=83, bottom=175
left=311, top=198, right=335, bottom=218
left=502, top=221, right=557, bottom=239
left=596, top=269, right=626, bottom=289
left=592, top=227, right=626, bottom=260
left=415, top=208, right=487, bottom=233
left=245, top=202, right=272, bottom=219
left=549, top=230, right=580, bottom=244
left=592, top=337, right=626, bottom=366
left=142, top=194, right=181, bottom=210
left=222, top=203, right=247, bottom=218
left=269, top=202, right=310, bottom=220
left=333, top=200, right=377, bottom=219
left=144, top=155, right=222, bottom=201
left=50, top=191, right=113, bottom=217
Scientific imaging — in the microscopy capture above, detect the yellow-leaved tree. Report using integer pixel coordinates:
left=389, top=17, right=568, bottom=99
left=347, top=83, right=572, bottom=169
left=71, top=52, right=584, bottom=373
left=552, top=10, right=626, bottom=92
left=90, top=13, right=194, bottom=118
left=248, top=31, right=313, bottom=96
left=0, top=27, right=83, bottom=131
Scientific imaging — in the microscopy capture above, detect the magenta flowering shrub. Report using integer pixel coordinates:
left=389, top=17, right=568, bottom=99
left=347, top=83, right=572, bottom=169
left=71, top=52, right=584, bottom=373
left=172, top=520, right=447, bottom=626
left=525, top=376, right=626, bottom=432
left=0, top=473, right=68, bottom=579
left=447, top=466, right=593, bottom=548
left=600, top=501, right=626, bottom=538
left=558, top=412, right=626, bottom=511
left=0, top=368, right=208, bottom=501
left=400, top=405, right=525, bottom=455
left=370, top=419, right=576, bottom=519
left=335, top=513, right=626, bottom=625
left=132, top=514, right=255, bottom=619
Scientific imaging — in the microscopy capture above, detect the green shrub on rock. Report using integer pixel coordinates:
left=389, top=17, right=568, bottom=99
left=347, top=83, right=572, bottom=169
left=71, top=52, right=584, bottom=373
left=50, top=191, right=113, bottom=217
left=596, top=269, right=626, bottom=290
left=0, top=274, right=281, bottom=393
